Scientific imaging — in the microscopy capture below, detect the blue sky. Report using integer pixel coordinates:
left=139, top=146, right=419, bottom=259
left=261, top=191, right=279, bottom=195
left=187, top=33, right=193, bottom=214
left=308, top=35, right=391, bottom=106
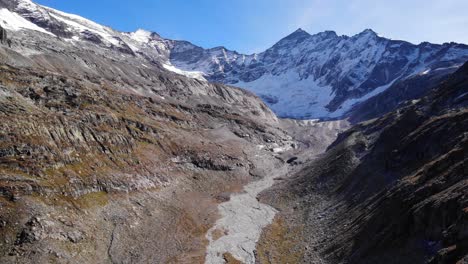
left=35, top=0, right=468, bottom=54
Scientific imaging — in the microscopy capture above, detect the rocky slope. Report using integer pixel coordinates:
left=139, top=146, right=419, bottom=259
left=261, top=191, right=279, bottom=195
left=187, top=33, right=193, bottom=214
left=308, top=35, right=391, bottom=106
left=0, top=52, right=298, bottom=263
left=258, top=62, right=468, bottom=263
left=0, top=3, right=305, bottom=261
left=2, top=0, right=468, bottom=120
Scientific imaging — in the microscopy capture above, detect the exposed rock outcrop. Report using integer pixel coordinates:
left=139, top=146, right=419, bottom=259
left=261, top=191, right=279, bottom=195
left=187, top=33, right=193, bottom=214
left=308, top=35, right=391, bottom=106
left=0, top=25, right=10, bottom=47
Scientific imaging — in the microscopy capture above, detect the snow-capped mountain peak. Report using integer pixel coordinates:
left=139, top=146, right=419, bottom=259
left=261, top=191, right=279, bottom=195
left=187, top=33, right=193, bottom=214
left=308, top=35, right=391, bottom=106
left=1, top=0, right=468, bottom=120
left=169, top=28, right=468, bottom=118
left=284, top=28, right=311, bottom=39
left=360, top=28, right=378, bottom=36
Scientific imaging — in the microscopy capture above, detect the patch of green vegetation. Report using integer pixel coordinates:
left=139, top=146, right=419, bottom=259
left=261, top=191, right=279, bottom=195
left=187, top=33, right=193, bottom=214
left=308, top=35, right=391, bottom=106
left=73, top=191, right=109, bottom=208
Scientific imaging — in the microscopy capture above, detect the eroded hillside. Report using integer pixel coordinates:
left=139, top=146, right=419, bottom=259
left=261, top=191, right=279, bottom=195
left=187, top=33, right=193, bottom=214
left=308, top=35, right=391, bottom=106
left=0, top=59, right=297, bottom=263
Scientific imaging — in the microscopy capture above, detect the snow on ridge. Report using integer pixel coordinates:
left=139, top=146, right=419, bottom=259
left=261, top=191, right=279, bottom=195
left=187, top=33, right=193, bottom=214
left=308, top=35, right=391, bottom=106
left=15, top=1, right=170, bottom=55
left=42, top=5, right=113, bottom=34
left=170, top=26, right=468, bottom=119
left=2, top=1, right=208, bottom=82
left=42, top=6, right=123, bottom=46
left=17, top=0, right=38, bottom=12
left=130, top=29, right=153, bottom=43
left=162, top=63, right=207, bottom=81
left=5, top=0, right=468, bottom=118
left=0, top=8, right=53, bottom=35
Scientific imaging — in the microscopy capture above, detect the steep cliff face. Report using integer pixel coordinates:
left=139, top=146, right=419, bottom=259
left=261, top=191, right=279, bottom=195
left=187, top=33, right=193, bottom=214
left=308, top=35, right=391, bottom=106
left=258, top=63, right=468, bottom=263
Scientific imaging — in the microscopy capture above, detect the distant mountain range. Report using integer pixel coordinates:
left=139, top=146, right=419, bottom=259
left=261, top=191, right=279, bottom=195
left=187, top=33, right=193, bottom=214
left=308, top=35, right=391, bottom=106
left=1, top=0, right=468, bottom=120
left=170, top=28, right=468, bottom=119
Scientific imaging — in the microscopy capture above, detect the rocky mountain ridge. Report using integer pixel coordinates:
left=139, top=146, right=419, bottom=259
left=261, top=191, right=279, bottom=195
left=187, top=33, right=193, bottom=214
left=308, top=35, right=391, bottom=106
left=171, top=28, right=468, bottom=119
left=2, top=0, right=468, bottom=120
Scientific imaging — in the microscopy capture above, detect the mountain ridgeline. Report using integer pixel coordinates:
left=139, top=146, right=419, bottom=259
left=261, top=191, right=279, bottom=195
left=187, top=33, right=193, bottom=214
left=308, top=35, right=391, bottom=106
left=2, top=0, right=468, bottom=120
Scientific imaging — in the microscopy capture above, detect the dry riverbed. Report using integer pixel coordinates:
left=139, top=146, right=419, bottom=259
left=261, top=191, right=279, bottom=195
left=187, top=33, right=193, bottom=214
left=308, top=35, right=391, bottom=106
left=204, top=150, right=289, bottom=263
left=203, top=119, right=349, bottom=264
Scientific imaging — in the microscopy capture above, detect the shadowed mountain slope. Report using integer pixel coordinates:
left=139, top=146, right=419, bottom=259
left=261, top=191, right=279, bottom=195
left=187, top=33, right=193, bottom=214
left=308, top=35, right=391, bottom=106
left=258, top=62, right=468, bottom=264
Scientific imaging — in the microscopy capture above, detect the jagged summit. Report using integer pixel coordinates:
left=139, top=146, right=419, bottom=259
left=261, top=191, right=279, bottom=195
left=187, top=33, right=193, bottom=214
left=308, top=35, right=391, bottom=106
left=133, top=28, right=152, bottom=35
left=352, top=28, right=379, bottom=41
left=169, top=27, right=468, bottom=119
left=313, top=30, right=338, bottom=39
left=281, top=27, right=311, bottom=41
left=292, top=27, right=309, bottom=35
left=359, top=28, right=378, bottom=35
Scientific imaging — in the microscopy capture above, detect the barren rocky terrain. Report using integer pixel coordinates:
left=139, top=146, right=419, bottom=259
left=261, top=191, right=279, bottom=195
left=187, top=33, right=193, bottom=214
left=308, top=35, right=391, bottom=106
left=0, top=1, right=467, bottom=264
left=0, top=60, right=349, bottom=263
left=0, top=50, right=297, bottom=263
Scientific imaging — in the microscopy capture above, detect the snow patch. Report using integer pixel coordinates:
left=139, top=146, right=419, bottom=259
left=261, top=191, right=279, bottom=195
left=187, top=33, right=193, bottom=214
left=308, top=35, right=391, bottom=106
left=38, top=4, right=123, bottom=46
left=0, top=8, right=53, bottom=35
left=162, top=63, right=207, bottom=81
left=236, top=71, right=335, bottom=119
left=130, top=29, right=153, bottom=43
left=420, top=69, right=431, bottom=75
left=329, top=81, right=397, bottom=118
left=0, top=88, right=11, bottom=98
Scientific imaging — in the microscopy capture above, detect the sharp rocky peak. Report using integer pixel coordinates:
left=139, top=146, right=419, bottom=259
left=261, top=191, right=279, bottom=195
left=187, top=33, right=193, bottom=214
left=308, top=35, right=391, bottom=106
left=354, top=28, right=379, bottom=38
left=281, top=28, right=311, bottom=41
left=281, top=28, right=343, bottom=44
left=311, top=30, right=338, bottom=40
